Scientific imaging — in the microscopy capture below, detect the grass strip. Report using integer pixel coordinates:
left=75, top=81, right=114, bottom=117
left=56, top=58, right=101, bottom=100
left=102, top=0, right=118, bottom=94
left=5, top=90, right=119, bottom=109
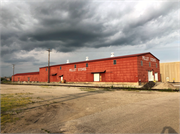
left=1, top=93, right=33, bottom=126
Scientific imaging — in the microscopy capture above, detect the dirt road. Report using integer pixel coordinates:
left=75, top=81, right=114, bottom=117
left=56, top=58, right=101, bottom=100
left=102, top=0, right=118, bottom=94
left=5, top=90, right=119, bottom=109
left=1, top=84, right=179, bottom=133
left=62, top=93, right=179, bottom=133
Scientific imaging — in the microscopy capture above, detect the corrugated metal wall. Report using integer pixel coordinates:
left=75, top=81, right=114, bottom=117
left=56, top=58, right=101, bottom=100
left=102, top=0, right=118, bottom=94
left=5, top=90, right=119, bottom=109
left=160, top=62, right=180, bottom=82
left=12, top=53, right=160, bottom=83
left=137, top=53, right=160, bottom=82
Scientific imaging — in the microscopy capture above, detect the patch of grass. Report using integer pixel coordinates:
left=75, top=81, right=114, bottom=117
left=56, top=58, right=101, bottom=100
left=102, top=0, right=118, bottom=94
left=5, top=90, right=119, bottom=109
left=1, top=93, right=33, bottom=126
left=15, top=93, right=33, bottom=95
left=1, top=81, right=12, bottom=84
left=15, top=93, right=33, bottom=97
left=80, top=87, right=97, bottom=92
left=36, top=97, right=44, bottom=100
left=1, top=115, right=20, bottom=125
left=102, top=88, right=114, bottom=91
left=1, top=81, right=22, bottom=85
left=41, top=128, right=51, bottom=133
left=157, top=88, right=178, bottom=92
left=119, top=88, right=178, bottom=92
left=80, top=87, right=114, bottom=92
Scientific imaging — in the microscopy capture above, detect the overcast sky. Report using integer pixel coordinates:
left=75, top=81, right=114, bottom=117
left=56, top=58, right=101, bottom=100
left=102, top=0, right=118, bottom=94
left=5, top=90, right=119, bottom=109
left=0, top=0, right=179, bottom=77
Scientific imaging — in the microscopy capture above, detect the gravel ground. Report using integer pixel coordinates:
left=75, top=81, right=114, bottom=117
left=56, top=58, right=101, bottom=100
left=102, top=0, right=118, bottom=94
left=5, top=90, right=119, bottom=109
left=1, top=84, right=179, bottom=133
left=152, top=82, right=178, bottom=89
left=12, top=81, right=143, bottom=88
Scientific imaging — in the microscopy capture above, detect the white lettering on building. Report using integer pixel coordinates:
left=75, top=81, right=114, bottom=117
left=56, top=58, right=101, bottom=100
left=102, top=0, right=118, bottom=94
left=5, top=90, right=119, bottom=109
left=78, top=67, right=86, bottom=71
left=142, top=56, right=149, bottom=61
left=150, top=58, right=156, bottom=62
left=142, top=56, right=156, bottom=62
left=69, top=67, right=86, bottom=72
left=69, top=68, right=76, bottom=72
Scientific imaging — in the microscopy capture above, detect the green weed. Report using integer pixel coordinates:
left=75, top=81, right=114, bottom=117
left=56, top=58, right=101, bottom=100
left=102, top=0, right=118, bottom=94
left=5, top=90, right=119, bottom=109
left=80, top=87, right=97, bottom=92
left=41, top=128, right=51, bottom=133
left=110, top=85, right=113, bottom=89
left=1, top=93, right=33, bottom=126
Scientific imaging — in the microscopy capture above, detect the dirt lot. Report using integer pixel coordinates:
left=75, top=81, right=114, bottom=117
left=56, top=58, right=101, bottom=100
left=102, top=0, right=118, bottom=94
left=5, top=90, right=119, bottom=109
left=1, top=84, right=179, bottom=133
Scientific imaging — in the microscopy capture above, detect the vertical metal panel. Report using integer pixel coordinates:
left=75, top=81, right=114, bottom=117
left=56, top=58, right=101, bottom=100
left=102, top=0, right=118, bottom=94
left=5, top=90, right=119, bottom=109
left=160, top=62, right=180, bottom=82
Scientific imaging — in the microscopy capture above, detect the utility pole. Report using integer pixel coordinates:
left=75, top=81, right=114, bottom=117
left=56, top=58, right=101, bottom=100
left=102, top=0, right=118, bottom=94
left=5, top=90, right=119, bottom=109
left=12, top=64, right=15, bottom=82
left=47, top=49, right=51, bottom=83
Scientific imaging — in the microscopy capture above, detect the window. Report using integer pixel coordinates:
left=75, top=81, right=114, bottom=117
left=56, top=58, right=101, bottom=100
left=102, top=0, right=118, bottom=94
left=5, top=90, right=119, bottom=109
left=60, top=66, right=62, bottom=70
left=18, top=78, right=20, bottom=81
left=28, top=77, right=30, bottom=81
left=141, top=61, right=143, bottom=66
left=149, top=62, right=151, bottom=67
left=86, top=63, right=88, bottom=67
left=113, top=60, right=116, bottom=65
left=74, top=64, right=76, bottom=68
left=46, top=68, right=47, bottom=71
left=156, top=63, right=158, bottom=68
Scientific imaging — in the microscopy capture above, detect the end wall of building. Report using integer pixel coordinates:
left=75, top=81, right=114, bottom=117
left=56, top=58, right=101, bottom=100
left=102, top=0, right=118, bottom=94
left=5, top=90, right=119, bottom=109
left=137, top=53, right=160, bottom=82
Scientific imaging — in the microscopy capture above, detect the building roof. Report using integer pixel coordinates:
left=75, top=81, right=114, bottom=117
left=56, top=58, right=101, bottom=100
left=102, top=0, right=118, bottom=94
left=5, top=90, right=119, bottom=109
left=13, top=72, right=39, bottom=76
left=40, top=52, right=159, bottom=69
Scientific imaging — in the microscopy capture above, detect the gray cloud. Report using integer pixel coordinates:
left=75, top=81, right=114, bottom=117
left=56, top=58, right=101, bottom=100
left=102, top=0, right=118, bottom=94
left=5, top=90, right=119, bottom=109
left=33, top=61, right=56, bottom=66
left=4, top=56, right=38, bottom=64
left=0, top=0, right=179, bottom=76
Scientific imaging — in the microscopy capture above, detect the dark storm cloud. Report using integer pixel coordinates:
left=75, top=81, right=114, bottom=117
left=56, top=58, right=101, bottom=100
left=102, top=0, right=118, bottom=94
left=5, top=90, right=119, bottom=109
left=1, top=0, right=179, bottom=63
left=4, top=56, right=38, bottom=64
left=33, top=61, right=56, bottom=66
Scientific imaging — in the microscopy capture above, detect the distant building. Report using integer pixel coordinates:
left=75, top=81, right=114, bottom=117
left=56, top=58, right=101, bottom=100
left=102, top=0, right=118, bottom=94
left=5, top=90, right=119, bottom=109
left=160, top=62, right=180, bottom=82
left=12, top=52, right=160, bottom=85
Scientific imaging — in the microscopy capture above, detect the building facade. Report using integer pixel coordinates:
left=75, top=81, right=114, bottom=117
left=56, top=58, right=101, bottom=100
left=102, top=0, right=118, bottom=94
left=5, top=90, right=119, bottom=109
left=160, top=62, right=180, bottom=82
left=12, top=52, right=160, bottom=85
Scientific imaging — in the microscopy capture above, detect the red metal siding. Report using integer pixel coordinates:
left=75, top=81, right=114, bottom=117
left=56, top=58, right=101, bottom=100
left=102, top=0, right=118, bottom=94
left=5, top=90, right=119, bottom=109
left=11, top=53, right=160, bottom=83
left=38, top=56, right=138, bottom=83
left=39, top=68, right=48, bottom=82
left=12, top=73, right=39, bottom=82
left=137, top=53, right=160, bottom=82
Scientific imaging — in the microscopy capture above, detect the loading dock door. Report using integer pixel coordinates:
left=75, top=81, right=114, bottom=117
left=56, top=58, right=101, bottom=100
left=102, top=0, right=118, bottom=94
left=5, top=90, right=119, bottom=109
left=148, top=71, right=154, bottom=81
left=155, top=73, right=158, bottom=81
left=94, top=73, right=100, bottom=81
left=61, top=76, right=63, bottom=81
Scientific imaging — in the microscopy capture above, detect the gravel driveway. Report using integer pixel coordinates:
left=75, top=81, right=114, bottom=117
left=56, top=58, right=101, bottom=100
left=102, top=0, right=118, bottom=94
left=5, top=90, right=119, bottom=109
left=1, top=84, right=179, bottom=133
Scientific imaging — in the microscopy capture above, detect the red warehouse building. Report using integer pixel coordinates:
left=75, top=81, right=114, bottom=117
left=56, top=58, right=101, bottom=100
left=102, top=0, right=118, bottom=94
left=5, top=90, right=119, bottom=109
left=12, top=52, right=160, bottom=85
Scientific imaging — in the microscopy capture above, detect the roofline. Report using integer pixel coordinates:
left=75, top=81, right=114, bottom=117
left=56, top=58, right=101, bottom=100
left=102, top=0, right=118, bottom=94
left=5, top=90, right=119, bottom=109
left=13, top=72, right=39, bottom=76
left=40, top=52, right=158, bottom=69
left=146, top=53, right=160, bottom=61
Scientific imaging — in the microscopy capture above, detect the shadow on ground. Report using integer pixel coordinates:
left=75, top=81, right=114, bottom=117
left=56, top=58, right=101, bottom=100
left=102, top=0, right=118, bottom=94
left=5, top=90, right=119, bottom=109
left=12, top=90, right=105, bottom=112
left=161, top=126, right=178, bottom=134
